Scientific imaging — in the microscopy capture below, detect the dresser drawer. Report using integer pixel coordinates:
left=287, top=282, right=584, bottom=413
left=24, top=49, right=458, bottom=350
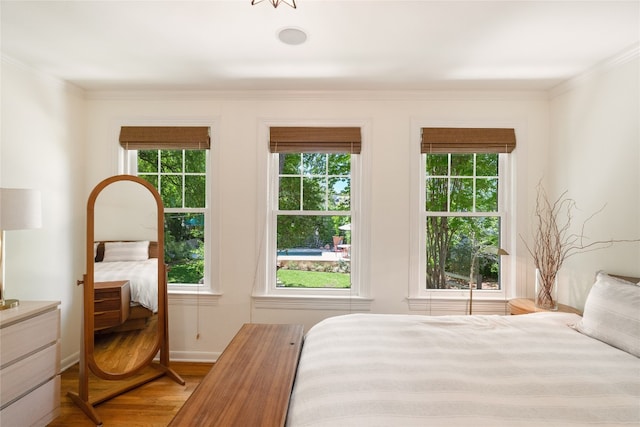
left=95, top=310, right=127, bottom=330
left=95, top=298, right=122, bottom=311
left=0, top=375, right=60, bottom=426
left=0, top=341, right=59, bottom=407
left=0, top=308, right=59, bottom=368
left=95, top=288, right=122, bottom=300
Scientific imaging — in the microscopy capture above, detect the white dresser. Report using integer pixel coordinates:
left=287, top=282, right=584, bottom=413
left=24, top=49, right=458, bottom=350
left=0, top=301, right=61, bottom=426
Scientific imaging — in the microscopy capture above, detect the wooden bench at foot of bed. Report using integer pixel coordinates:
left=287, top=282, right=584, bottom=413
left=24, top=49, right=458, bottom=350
left=169, top=323, right=304, bottom=427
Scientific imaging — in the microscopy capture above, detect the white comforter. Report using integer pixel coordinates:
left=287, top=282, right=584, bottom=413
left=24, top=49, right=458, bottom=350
left=287, top=313, right=640, bottom=426
left=94, top=259, right=158, bottom=312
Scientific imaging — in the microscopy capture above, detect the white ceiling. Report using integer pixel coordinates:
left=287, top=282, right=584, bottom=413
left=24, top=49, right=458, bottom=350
left=1, top=0, right=639, bottom=92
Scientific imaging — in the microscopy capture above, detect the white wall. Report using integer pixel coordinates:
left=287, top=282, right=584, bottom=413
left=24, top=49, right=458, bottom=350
left=547, top=53, right=640, bottom=309
left=1, top=58, right=86, bottom=367
left=4, top=50, right=637, bottom=365
left=83, top=91, right=549, bottom=360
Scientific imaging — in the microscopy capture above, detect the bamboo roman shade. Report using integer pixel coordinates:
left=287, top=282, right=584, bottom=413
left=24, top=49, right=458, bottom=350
left=119, top=126, right=211, bottom=150
left=269, top=127, right=361, bottom=154
left=421, top=127, right=516, bottom=154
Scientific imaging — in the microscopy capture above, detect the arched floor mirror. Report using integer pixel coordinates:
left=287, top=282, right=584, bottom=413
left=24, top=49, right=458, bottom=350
left=69, top=175, right=184, bottom=425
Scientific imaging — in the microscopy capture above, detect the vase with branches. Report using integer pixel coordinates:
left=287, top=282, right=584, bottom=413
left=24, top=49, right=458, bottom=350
left=522, top=182, right=637, bottom=310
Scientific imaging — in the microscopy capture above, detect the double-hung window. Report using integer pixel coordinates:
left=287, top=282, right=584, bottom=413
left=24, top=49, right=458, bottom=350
left=266, top=127, right=361, bottom=297
left=417, top=127, right=515, bottom=300
left=120, top=126, right=210, bottom=291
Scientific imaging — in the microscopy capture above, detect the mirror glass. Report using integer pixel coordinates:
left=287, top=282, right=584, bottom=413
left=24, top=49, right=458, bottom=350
left=89, top=178, right=162, bottom=376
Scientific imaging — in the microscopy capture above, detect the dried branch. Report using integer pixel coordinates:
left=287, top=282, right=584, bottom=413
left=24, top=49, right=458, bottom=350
left=520, top=182, right=639, bottom=309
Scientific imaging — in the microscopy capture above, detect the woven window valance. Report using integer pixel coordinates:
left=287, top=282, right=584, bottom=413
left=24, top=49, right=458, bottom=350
left=269, top=127, right=361, bottom=154
left=421, top=127, right=516, bottom=154
left=119, top=126, right=211, bottom=150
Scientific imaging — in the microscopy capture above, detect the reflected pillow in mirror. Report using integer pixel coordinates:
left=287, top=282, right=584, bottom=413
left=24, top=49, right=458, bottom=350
left=102, top=241, right=150, bottom=262
left=574, top=271, right=640, bottom=357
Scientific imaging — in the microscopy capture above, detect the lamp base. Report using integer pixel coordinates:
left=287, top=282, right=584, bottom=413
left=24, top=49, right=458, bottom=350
left=0, top=299, right=19, bottom=311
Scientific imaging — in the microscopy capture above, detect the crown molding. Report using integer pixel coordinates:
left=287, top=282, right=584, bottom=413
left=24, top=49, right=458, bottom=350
left=84, top=88, right=548, bottom=102
left=1, top=54, right=86, bottom=98
left=549, top=43, right=640, bottom=99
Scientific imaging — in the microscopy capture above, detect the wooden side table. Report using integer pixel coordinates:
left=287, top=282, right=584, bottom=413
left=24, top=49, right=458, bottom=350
left=94, top=280, right=130, bottom=330
left=508, top=298, right=581, bottom=315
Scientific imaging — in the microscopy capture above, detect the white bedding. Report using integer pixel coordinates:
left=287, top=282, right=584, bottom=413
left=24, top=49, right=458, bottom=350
left=287, top=313, right=640, bottom=426
left=94, top=258, right=158, bottom=312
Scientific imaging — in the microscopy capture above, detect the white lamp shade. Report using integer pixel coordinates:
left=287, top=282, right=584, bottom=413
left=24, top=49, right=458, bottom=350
left=0, top=188, right=42, bottom=230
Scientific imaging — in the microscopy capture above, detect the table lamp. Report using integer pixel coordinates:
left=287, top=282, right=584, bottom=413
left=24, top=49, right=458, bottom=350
left=0, top=188, right=42, bottom=310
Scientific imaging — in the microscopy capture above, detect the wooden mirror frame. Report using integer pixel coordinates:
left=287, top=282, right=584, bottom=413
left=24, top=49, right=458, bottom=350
left=69, top=175, right=184, bottom=424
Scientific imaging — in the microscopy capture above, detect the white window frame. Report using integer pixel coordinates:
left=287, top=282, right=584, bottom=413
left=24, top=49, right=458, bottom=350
left=119, top=120, right=220, bottom=300
left=253, top=121, right=372, bottom=311
left=408, top=121, right=517, bottom=311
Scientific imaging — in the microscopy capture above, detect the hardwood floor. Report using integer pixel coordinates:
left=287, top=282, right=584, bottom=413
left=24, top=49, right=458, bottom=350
left=50, top=312, right=214, bottom=426
left=49, top=361, right=212, bottom=426
left=49, top=311, right=213, bottom=426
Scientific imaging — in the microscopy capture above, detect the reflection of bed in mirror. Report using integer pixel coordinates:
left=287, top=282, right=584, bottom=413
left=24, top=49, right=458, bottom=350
left=93, top=240, right=159, bottom=333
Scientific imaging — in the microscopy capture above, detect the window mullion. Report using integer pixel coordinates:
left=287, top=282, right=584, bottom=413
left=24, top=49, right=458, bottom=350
left=182, top=150, right=186, bottom=209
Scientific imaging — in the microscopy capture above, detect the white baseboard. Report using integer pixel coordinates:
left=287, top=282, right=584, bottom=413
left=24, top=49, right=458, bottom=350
left=60, top=350, right=219, bottom=373
left=60, top=352, right=80, bottom=372
left=169, top=350, right=220, bottom=363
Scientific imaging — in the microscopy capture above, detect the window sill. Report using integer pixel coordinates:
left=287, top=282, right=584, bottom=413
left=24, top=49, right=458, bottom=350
left=168, top=290, right=222, bottom=306
left=406, top=297, right=508, bottom=315
left=253, top=294, right=373, bottom=311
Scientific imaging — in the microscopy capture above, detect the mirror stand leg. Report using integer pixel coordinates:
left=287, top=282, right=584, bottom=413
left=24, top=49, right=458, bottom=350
left=151, top=362, right=186, bottom=385
left=164, top=366, right=186, bottom=385
left=67, top=391, right=102, bottom=426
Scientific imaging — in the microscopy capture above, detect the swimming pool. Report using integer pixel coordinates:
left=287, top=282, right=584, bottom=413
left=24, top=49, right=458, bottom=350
left=277, top=248, right=324, bottom=256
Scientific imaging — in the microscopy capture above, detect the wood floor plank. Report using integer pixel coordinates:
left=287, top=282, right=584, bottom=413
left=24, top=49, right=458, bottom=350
left=48, top=362, right=212, bottom=426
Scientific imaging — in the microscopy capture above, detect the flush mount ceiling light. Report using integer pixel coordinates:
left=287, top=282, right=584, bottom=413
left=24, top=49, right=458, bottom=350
left=251, top=0, right=296, bottom=8
left=278, top=27, right=307, bottom=45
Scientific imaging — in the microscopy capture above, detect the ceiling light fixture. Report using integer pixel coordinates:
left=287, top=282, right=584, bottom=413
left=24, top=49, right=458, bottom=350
left=251, top=0, right=296, bottom=8
left=278, top=27, right=307, bottom=45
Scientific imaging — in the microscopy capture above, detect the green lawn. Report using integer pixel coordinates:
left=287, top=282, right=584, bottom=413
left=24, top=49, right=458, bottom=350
left=277, top=270, right=350, bottom=288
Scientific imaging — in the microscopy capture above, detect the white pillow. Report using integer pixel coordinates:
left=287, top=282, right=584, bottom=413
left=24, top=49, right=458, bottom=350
left=575, top=271, right=640, bottom=357
left=102, top=241, right=149, bottom=262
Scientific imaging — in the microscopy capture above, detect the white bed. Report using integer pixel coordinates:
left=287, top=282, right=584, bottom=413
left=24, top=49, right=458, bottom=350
left=94, top=258, right=158, bottom=312
left=94, top=240, right=159, bottom=313
left=287, top=272, right=640, bottom=426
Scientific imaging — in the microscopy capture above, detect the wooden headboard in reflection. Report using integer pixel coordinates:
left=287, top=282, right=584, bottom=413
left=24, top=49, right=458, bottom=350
left=94, top=241, right=159, bottom=262
left=611, top=274, right=640, bottom=283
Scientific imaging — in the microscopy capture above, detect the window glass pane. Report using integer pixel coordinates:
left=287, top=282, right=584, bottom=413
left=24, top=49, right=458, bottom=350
left=138, top=150, right=158, bottom=173
left=160, top=150, right=183, bottom=173
left=165, top=212, right=204, bottom=284
left=426, top=216, right=501, bottom=290
left=426, top=177, right=448, bottom=211
left=476, top=178, right=498, bottom=212
left=302, top=177, right=327, bottom=210
left=185, top=150, right=206, bottom=173
left=140, top=175, right=158, bottom=188
left=329, top=177, right=350, bottom=211
left=425, top=154, right=448, bottom=176
left=161, top=175, right=183, bottom=208
left=279, top=177, right=301, bottom=210
left=476, top=154, right=498, bottom=176
left=450, top=178, right=473, bottom=212
left=303, top=153, right=326, bottom=175
left=328, top=154, right=350, bottom=175
left=276, top=215, right=350, bottom=289
left=280, top=153, right=301, bottom=175
left=185, top=175, right=206, bottom=208
left=136, top=148, right=208, bottom=287
left=451, top=154, right=474, bottom=176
